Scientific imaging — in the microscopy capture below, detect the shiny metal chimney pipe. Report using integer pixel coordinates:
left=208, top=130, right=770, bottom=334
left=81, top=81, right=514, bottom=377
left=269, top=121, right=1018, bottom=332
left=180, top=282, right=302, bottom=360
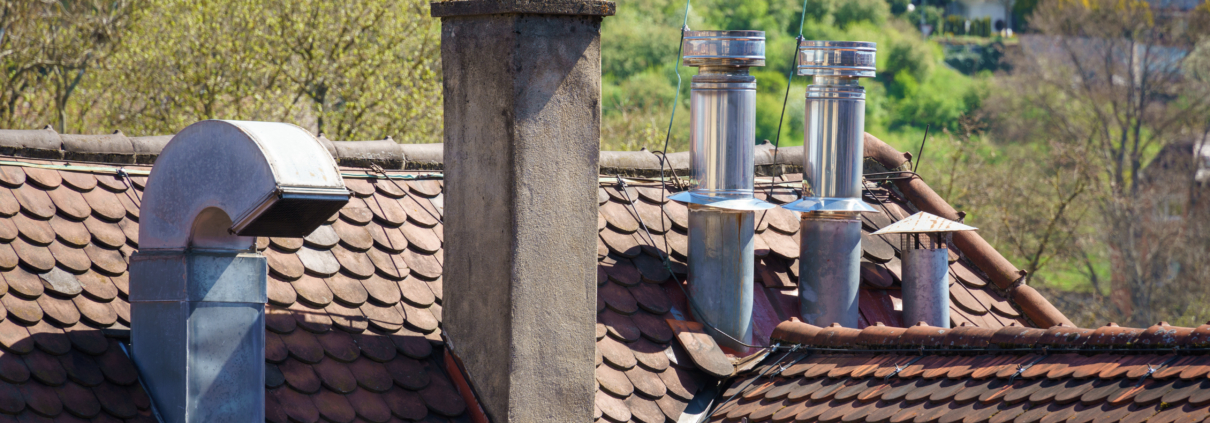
left=670, top=30, right=774, bottom=352
left=874, top=212, right=977, bottom=328
left=783, top=41, right=879, bottom=328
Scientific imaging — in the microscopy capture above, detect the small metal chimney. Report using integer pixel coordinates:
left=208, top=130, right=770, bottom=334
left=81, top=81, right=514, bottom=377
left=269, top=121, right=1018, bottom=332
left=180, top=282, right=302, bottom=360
left=873, top=212, right=977, bottom=328
left=131, top=120, right=349, bottom=422
left=670, top=30, right=774, bottom=352
left=783, top=41, right=880, bottom=328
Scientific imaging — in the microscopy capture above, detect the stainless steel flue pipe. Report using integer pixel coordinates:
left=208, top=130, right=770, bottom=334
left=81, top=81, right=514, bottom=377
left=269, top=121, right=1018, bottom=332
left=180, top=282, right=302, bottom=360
left=670, top=30, right=774, bottom=352
left=784, top=41, right=880, bottom=328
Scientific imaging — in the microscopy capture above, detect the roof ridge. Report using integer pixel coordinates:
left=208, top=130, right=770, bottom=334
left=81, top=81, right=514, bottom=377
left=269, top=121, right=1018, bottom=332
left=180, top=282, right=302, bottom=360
left=770, top=319, right=1210, bottom=351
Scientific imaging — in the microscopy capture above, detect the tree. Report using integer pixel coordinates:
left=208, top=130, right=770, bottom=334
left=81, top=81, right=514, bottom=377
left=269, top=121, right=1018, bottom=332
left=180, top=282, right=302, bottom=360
left=0, top=0, right=133, bottom=131
left=260, top=0, right=440, bottom=141
left=989, top=0, right=1210, bottom=326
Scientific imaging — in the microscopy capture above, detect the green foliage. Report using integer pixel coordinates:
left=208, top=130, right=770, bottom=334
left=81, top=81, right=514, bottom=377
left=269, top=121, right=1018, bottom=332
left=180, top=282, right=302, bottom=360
left=0, top=0, right=442, bottom=143
left=886, top=0, right=912, bottom=16
left=905, top=6, right=945, bottom=34
left=601, top=0, right=989, bottom=150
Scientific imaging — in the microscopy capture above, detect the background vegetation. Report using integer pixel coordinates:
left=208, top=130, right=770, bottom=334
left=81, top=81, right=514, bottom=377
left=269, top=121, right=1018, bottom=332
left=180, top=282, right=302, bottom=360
left=3, top=0, right=1209, bottom=328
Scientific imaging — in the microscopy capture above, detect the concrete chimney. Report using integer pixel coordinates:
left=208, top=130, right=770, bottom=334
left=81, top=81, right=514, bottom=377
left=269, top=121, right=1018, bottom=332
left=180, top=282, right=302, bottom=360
left=130, top=120, right=349, bottom=422
left=783, top=41, right=880, bottom=328
left=432, top=1, right=613, bottom=421
left=873, top=212, right=977, bottom=328
left=669, top=30, right=774, bottom=353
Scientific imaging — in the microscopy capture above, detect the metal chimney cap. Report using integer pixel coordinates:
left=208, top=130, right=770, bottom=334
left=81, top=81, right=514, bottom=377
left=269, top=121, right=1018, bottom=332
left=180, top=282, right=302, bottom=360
left=669, top=191, right=777, bottom=211
left=782, top=197, right=878, bottom=214
left=140, top=120, right=350, bottom=250
left=683, top=30, right=766, bottom=67
left=797, top=40, right=876, bottom=78
left=873, top=212, right=978, bottom=235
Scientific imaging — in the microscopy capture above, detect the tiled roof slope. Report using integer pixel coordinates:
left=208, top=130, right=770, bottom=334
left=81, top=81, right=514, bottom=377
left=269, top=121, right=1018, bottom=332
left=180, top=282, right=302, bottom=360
left=714, top=320, right=1210, bottom=423
left=0, top=159, right=469, bottom=422
left=0, top=162, right=158, bottom=422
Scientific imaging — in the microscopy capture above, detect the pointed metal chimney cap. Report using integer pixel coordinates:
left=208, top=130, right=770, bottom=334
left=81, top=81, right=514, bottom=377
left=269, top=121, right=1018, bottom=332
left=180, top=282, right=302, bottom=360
left=872, top=212, right=977, bottom=235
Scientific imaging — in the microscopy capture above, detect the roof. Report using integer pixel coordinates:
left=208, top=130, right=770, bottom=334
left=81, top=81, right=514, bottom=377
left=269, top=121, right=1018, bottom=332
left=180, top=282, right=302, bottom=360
left=714, top=319, right=1210, bottom=423
left=0, top=127, right=1076, bottom=423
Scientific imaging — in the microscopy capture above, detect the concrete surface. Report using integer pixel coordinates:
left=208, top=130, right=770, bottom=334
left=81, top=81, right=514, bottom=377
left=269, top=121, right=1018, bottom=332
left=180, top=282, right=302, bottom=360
left=438, top=5, right=609, bottom=421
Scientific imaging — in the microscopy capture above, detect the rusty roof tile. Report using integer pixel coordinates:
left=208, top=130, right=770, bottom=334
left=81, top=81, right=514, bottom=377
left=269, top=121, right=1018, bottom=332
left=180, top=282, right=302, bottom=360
left=303, top=225, right=340, bottom=250
left=11, top=238, right=54, bottom=274
left=267, top=277, right=298, bottom=307
left=988, top=326, right=1044, bottom=349
left=1086, top=323, right=1143, bottom=348
left=629, top=283, right=671, bottom=315
left=367, top=194, right=408, bottom=228
left=311, top=359, right=358, bottom=394
left=400, top=195, right=440, bottom=228
left=297, top=246, right=341, bottom=278
left=400, top=248, right=441, bottom=281
left=1, top=295, right=42, bottom=325
left=400, top=303, right=438, bottom=334
left=346, top=357, right=392, bottom=393
left=900, top=323, right=948, bottom=347
left=660, top=366, right=700, bottom=401
left=20, top=169, right=59, bottom=190
left=667, top=319, right=732, bottom=378
left=272, top=387, right=320, bottom=423
left=761, top=231, right=800, bottom=261
left=80, top=189, right=124, bottom=223
left=596, top=389, right=630, bottom=422
left=292, top=275, right=334, bottom=307
left=1134, top=323, right=1190, bottom=348
left=361, top=302, right=404, bottom=333
left=36, top=295, right=79, bottom=327
left=601, top=281, right=639, bottom=315
left=81, top=217, right=123, bottom=250
left=862, top=231, right=896, bottom=264
left=941, top=325, right=995, bottom=349
left=600, top=229, right=643, bottom=258
left=762, top=207, right=799, bottom=235
left=80, top=245, right=123, bottom=277
left=418, top=372, right=464, bottom=417
left=831, top=355, right=877, bottom=379
left=48, top=243, right=89, bottom=275
left=58, top=173, right=94, bottom=193
left=815, top=323, right=862, bottom=348
left=55, top=380, right=100, bottom=418
left=69, top=294, right=114, bottom=327
left=92, top=381, right=136, bottom=419
left=18, top=382, right=61, bottom=417
left=46, top=188, right=90, bottom=222
left=281, top=327, right=326, bottom=364
left=315, top=330, right=360, bottom=363
left=13, top=214, right=53, bottom=247
left=325, top=302, right=368, bottom=334
left=0, top=191, right=16, bottom=219
left=340, top=201, right=374, bottom=227
left=326, top=273, right=370, bottom=307
left=631, top=201, right=672, bottom=235
left=266, top=333, right=289, bottom=364
left=626, top=366, right=667, bottom=399
left=13, top=184, right=56, bottom=220
left=408, top=180, right=442, bottom=198
left=598, top=336, right=636, bottom=370
left=399, top=223, right=440, bottom=256
left=0, top=168, right=23, bottom=188
left=600, top=309, right=640, bottom=342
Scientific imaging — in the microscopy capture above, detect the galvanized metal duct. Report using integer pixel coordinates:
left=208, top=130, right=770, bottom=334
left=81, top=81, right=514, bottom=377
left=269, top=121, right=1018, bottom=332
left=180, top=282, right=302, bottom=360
left=874, top=212, right=978, bottom=328
left=131, top=120, right=348, bottom=422
left=784, top=41, right=879, bottom=328
left=671, top=30, right=774, bottom=352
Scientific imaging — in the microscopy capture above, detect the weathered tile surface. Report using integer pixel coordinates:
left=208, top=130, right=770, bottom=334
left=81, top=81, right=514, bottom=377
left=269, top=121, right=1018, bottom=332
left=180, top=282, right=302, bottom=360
left=717, top=321, right=1210, bottom=423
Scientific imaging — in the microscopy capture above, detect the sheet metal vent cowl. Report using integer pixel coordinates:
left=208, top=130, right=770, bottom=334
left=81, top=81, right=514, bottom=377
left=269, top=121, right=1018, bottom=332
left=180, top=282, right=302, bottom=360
left=671, top=30, right=771, bottom=353
left=787, top=40, right=881, bottom=329
left=874, top=212, right=978, bottom=328
left=131, top=120, right=348, bottom=423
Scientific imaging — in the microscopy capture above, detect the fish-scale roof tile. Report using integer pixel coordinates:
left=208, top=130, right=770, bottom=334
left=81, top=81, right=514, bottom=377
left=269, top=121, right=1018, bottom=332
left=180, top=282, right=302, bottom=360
left=721, top=320, right=1210, bottom=423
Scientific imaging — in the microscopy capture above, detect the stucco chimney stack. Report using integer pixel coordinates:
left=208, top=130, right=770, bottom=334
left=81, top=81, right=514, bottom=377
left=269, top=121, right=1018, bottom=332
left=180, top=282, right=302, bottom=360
left=432, top=1, right=614, bottom=421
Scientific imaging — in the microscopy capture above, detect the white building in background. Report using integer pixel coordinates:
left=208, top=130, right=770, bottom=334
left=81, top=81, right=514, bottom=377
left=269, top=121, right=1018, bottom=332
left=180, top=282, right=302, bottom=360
left=946, top=0, right=1014, bottom=30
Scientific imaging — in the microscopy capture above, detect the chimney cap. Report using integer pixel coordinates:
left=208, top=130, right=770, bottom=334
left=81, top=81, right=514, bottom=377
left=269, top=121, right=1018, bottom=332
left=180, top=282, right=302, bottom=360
left=872, top=211, right=977, bottom=235
left=797, top=40, right=876, bottom=78
left=682, top=30, right=765, bottom=68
